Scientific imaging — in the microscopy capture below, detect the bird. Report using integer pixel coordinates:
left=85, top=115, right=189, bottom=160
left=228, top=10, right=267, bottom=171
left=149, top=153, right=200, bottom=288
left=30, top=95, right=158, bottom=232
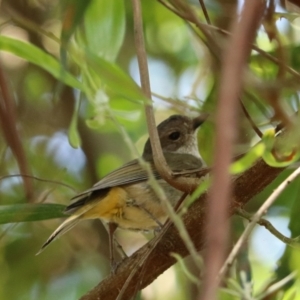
left=37, top=114, right=207, bottom=269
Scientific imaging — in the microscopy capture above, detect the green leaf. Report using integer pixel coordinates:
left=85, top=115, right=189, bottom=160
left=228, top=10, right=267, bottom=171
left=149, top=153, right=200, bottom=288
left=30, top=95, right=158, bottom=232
left=85, top=51, right=148, bottom=102
left=68, top=98, right=82, bottom=148
left=84, top=0, right=125, bottom=61
left=68, top=115, right=81, bottom=148
left=0, top=36, right=84, bottom=91
left=262, top=129, right=300, bottom=167
left=230, top=143, right=265, bottom=174
left=0, top=204, right=66, bottom=224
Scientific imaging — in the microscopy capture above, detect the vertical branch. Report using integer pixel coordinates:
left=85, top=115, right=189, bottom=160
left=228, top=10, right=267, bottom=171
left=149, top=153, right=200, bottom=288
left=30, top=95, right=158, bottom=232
left=0, top=64, right=33, bottom=200
left=131, top=0, right=196, bottom=192
left=131, top=0, right=169, bottom=175
left=130, top=0, right=203, bottom=270
left=199, top=1, right=265, bottom=300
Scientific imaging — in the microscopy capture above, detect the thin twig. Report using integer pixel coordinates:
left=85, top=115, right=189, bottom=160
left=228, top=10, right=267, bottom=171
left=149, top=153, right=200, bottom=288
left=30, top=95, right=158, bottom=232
left=132, top=0, right=198, bottom=193
left=198, top=0, right=211, bottom=24
left=240, top=100, right=263, bottom=138
left=158, top=0, right=186, bottom=19
left=131, top=0, right=171, bottom=178
left=219, top=165, right=300, bottom=281
left=235, top=208, right=300, bottom=246
left=200, top=2, right=265, bottom=300
left=0, top=174, right=77, bottom=192
left=151, top=92, right=200, bottom=113
left=169, top=0, right=220, bottom=58
left=257, top=271, right=297, bottom=299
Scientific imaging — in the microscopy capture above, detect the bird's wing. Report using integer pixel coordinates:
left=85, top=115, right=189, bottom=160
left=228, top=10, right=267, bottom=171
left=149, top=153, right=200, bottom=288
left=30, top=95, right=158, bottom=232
left=93, top=159, right=159, bottom=189
left=65, top=154, right=203, bottom=213
left=65, top=159, right=159, bottom=213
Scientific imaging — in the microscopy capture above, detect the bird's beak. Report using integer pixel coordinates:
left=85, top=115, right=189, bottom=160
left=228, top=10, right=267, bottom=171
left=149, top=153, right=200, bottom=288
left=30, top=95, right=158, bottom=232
left=192, top=113, right=209, bottom=130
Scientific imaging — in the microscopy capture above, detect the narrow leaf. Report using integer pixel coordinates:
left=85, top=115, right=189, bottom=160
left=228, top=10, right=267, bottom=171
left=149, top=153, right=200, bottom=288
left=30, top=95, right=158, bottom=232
left=0, top=36, right=84, bottom=91
left=68, top=98, right=82, bottom=148
left=0, top=204, right=66, bottom=224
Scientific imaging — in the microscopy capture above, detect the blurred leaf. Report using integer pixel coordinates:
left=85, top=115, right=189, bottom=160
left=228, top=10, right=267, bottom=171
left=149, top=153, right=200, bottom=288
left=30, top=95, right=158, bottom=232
left=0, top=36, right=84, bottom=91
left=61, top=0, right=92, bottom=44
left=274, top=12, right=300, bottom=22
left=85, top=50, right=148, bottom=102
left=0, top=204, right=66, bottom=224
left=84, top=0, right=125, bottom=61
left=262, top=129, right=300, bottom=167
left=60, top=0, right=93, bottom=67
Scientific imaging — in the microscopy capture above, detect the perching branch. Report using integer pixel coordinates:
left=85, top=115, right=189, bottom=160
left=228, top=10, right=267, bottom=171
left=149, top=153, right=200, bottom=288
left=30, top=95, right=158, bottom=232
left=80, top=159, right=284, bottom=300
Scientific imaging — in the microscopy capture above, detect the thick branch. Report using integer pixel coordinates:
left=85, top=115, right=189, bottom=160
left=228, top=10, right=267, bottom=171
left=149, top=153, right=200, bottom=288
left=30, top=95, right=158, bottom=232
left=80, top=159, right=284, bottom=300
left=201, top=2, right=265, bottom=299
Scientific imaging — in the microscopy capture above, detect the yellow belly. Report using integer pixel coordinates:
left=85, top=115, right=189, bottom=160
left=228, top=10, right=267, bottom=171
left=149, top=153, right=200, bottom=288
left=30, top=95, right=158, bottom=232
left=80, top=186, right=167, bottom=231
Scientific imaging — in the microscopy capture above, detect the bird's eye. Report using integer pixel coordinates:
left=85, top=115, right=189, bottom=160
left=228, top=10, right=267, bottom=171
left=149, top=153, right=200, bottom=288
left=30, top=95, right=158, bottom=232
left=168, top=131, right=180, bottom=140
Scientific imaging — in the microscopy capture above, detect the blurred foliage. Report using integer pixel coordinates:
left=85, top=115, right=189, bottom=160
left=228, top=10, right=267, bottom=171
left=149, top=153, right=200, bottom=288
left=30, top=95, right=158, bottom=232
left=0, top=0, right=300, bottom=299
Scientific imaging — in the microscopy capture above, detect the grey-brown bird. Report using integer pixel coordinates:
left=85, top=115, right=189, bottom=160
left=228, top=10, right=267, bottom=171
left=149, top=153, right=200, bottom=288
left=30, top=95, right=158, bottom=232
left=37, top=114, right=207, bottom=268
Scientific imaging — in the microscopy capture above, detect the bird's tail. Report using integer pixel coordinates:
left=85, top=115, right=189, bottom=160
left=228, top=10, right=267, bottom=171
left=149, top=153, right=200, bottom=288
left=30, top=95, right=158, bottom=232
left=36, top=215, right=81, bottom=255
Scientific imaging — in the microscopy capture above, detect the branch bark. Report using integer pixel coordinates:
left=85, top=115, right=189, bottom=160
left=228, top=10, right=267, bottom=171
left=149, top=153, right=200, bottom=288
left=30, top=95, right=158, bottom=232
left=132, top=0, right=204, bottom=194
left=200, top=2, right=266, bottom=299
left=80, top=159, right=284, bottom=300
